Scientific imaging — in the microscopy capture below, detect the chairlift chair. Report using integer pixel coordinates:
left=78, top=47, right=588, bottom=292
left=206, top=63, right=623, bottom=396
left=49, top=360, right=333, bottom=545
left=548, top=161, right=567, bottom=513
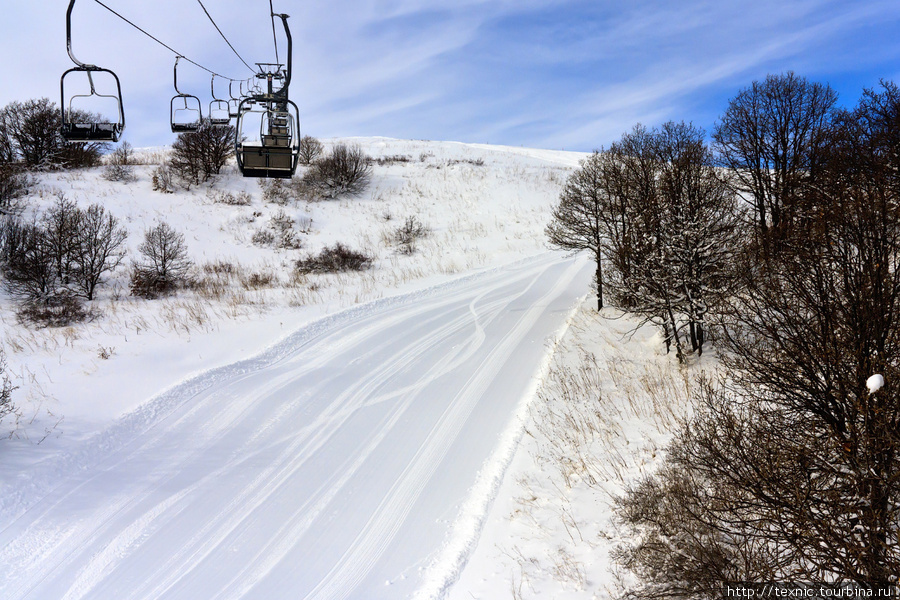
left=235, top=100, right=300, bottom=179
left=60, top=0, right=124, bottom=142
left=208, top=76, right=231, bottom=127
left=170, top=57, right=202, bottom=133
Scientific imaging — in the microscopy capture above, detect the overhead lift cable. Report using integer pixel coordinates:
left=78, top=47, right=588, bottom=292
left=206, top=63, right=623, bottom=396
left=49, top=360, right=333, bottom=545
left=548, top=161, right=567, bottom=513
left=195, top=0, right=256, bottom=74
left=91, top=0, right=245, bottom=82
left=269, top=0, right=280, bottom=66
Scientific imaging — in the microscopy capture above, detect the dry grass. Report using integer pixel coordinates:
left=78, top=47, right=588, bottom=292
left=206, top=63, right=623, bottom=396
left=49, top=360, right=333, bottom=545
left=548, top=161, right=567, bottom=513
left=500, top=303, right=699, bottom=598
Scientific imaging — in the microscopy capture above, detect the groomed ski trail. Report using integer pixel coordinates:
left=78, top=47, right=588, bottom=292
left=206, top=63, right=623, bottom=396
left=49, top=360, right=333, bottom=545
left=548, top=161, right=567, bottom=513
left=0, top=252, right=592, bottom=600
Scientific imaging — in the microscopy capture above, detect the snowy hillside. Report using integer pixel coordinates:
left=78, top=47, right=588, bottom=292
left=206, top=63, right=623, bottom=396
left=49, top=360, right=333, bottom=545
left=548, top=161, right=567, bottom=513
left=0, top=138, right=584, bottom=446
left=0, top=138, right=684, bottom=600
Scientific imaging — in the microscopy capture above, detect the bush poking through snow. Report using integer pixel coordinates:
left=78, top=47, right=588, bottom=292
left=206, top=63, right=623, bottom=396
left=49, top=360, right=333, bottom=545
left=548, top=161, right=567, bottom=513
left=296, top=243, right=373, bottom=274
left=209, top=189, right=252, bottom=206
left=393, top=215, right=431, bottom=255
left=103, top=141, right=136, bottom=183
left=251, top=210, right=303, bottom=250
left=297, top=135, right=324, bottom=165
left=301, top=144, right=372, bottom=199
left=130, top=222, right=193, bottom=298
left=151, top=163, right=176, bottom=194
left=0, top=348, right=17, bottom=431
left=259, top=179, right=293, bottom=206
left=0, top=164, right=32, bottom=216
left=18, top=290, right=94, bottom=327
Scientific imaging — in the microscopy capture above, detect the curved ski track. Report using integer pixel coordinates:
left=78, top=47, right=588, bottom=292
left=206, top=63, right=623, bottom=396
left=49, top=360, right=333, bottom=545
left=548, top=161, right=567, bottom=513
left=0, top=252, right=591, bottom=600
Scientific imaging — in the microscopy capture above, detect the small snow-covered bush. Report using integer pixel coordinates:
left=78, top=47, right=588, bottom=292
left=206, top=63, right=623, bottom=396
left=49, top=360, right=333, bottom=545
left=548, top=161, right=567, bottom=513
left=102, top=141, right=136, bottom=183
left=209, top=189, right=252, bottom=206
left=393, top=215, right=431, bottom=255
left=151, top=163, right=175, bottom=193
left=0, top=348, right=17, bottom=431
left=251, top=210, right=302, bottom=250
left=18, top=290, right=93, bottom=327
left=296, top=243, right=373, bottom=274
left=259, top=178, right=293, bottom=205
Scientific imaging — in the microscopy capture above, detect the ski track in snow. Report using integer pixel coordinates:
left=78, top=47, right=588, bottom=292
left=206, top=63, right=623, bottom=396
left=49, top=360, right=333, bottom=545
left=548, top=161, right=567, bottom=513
left=0, top=252, right=591, bottom=600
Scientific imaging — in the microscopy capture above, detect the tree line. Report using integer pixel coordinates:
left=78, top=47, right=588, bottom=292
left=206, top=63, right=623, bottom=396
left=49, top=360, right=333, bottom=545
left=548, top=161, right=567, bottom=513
left=546, top=74, right=900, bottom=594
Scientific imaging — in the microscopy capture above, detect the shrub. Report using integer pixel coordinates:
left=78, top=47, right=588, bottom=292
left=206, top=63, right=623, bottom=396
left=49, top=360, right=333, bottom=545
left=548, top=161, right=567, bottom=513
left=102, top=141, right=136, bottom=182
left=251, top=210, right=302, bottom=249
left=151, top=163, right=176, bottom=193
left=393, top=215, right=430, bottom=255
left=296, top=243, right=373, bottom=274
left=0, top=348, right=17, bottom=429
left=0, top=164, right=31, bottom=216
left=18, top=290, right=93, bottom=327
left=297, top=135, right=324, bottom=165
left=130, top=222, right=193, bottom=298
left=209, top=189, right=252, bottom=206
left=259, top=178, right=293, bottom=205
left=301, top=144, right=372, bottom=199
left=169, top=120, right=236, bottom=185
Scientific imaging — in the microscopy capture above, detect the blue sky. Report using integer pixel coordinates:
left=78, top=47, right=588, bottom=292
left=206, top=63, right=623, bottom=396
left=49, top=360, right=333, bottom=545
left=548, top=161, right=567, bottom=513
left=3, top=0, right=900, bottom=151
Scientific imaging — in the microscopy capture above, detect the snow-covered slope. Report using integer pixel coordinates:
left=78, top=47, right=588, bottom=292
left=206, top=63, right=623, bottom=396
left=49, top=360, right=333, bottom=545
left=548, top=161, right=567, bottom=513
left=0, top=139, right=612, bottom=599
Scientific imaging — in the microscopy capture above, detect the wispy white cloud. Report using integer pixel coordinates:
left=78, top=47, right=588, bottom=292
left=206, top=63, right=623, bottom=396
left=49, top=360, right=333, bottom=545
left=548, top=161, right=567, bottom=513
left=3, top=0, right=900, bottom=150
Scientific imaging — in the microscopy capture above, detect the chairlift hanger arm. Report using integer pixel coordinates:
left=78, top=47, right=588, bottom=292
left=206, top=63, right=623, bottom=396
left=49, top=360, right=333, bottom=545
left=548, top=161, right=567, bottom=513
left=66, top=0, right=93, bottom=69
left=174, top=56, right=186, bottom=96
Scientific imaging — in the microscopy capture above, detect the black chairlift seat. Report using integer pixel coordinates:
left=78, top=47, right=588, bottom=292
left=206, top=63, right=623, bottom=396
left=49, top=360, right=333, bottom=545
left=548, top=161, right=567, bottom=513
left=62, top=121, right=121, bottom=142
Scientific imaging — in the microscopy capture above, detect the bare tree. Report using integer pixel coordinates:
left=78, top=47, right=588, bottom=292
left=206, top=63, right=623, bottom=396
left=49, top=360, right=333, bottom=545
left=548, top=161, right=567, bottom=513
left=0, top=217, right=57, bottom=302
left=0, top=98, right=105, bottom=170
left=103, top=140, right=136, bottom=182
left=297, top=135, right=324, bottom=165
left=72, top=204, right=128, bottom=300
left=169, top=120, right=236, bottom=185
left=712, top=72, right=837, bottom=255
left=42, top=195, right=81, bottom=286
left=130, top=222, right=193, bottom=298
left=548, top=123, right=742, bottom=358
left=546, top=150, right=613, bottom=310
left=616, top=82, right=900, bottom=595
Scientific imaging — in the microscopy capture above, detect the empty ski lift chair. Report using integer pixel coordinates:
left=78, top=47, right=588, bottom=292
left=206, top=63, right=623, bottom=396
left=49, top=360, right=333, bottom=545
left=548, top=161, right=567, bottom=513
left=235, top=13, right=301, bottom=179
left=60, top=0, right=124, bottom=142
left=236, top=103, right=300, bottom=179
left=170, top=57, right=202, bottom=133
left=208, top=76, right=231, bottom=127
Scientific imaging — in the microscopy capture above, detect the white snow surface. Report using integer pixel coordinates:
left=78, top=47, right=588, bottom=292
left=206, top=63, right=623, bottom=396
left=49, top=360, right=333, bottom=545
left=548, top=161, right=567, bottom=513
left=0, top=138, right=617, bottom=599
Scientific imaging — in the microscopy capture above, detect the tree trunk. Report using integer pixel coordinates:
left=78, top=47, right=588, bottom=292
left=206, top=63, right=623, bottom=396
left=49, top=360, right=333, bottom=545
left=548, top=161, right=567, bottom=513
left=595, top=253, right=603, bottom=311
